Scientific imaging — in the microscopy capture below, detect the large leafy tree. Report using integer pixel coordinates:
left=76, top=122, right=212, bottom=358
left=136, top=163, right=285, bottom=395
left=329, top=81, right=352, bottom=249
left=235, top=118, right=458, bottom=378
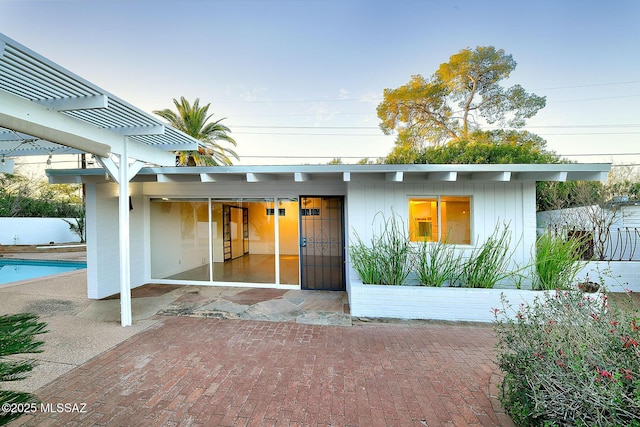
left=0, top=173, right=83, bottom=218
left=154, top=97, right=238, bottom=166
left=417, top=130, right=561, bottom=164
left=377, top=46, right=546, bottom=150
left=384, top=129, right=562, bottom=165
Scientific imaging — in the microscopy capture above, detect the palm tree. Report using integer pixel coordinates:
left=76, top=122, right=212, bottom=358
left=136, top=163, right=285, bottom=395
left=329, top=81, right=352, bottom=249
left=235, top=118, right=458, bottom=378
left=153, top=97, right=239, bottom=166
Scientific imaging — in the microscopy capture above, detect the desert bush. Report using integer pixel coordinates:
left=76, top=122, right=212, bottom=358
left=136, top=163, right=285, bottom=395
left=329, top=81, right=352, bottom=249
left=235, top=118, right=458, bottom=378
left=534, top=232, right=586, bottom=290
left=494, top=290, right=640, bottom=426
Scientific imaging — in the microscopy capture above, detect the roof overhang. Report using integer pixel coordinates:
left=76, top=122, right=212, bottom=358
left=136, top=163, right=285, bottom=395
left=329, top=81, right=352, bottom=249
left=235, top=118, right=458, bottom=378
left=46, top=163, right=612, bottom=184
left=0, top=33, right=199, bottom=166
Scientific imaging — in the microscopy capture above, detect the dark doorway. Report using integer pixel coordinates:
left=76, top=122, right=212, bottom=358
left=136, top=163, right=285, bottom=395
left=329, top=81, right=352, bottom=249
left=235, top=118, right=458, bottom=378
left=223, top=205, right=249, bottom=261
left=299, top=196, right=345, bottom=291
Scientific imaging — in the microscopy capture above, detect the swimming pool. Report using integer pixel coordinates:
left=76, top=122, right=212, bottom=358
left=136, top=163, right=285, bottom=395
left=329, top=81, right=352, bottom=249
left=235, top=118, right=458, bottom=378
left=0, top=259, right=87, bottom=285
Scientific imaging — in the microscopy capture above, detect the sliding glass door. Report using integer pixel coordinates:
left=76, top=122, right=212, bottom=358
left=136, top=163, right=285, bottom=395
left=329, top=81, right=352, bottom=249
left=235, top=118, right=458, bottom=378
left=150, top=197, right=300, bottom=286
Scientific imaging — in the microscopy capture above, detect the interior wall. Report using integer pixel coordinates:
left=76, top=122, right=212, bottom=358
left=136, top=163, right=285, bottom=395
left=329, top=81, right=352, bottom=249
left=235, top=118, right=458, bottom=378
left=212, top=203, right=223, bottom=263
left=278, top=200, right=299, bottom=255
left=246, top=201, right=274, bottom=255
left=149, top=200, right=209, bottom=279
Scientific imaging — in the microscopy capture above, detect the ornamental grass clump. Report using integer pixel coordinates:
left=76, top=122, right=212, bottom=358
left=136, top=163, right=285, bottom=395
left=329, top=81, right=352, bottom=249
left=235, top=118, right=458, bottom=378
left=349, top=211, right=413, bottom=285
left=494, top=290, right=640, bottom=426
left=534, top=232, right=587, bottom=290
left=460, top=222, right=513, bottom=288
left=413, top=239, right=462, bottom=287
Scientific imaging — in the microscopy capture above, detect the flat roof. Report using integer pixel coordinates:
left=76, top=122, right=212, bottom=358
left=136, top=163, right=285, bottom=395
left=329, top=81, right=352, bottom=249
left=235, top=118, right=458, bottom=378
left=47, top=163, right=612, bottom=184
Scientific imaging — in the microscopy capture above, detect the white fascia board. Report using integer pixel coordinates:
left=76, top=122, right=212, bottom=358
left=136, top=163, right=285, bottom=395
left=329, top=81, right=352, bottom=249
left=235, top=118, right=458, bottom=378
left=516, top=171, right=568, bottom=182
left=0, top=89, right=174, bottom=166
left=567, top=170, right=610, bottom=182
left=47, top=174, right=82, bottom=184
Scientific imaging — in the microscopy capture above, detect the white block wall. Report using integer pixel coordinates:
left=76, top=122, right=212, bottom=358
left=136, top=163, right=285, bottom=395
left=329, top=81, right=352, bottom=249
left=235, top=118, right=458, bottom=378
left=349, top=279, right=551, bottom=322
left=578, top=261, right=640, bottom=292
left=0, top=217, right=81, bottom=245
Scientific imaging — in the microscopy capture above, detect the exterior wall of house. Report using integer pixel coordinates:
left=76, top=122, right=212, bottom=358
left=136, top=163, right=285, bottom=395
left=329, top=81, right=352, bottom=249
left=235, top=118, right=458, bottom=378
left=86, top=179, right=349, bottom=298
left=85, top=176, right=538, bottom=299
left=86, top=181, right=147, bottom=299
left=344, top=179, right=537, bottom=295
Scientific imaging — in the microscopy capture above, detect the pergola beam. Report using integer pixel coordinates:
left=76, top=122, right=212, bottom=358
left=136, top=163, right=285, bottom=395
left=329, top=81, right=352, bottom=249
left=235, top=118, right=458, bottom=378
left=34, top=94, right=108, bottom=111
left=0, top=89, right=175, bottom=166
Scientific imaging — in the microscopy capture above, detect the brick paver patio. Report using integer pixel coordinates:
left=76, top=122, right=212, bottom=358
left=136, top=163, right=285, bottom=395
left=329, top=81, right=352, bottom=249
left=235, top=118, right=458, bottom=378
left=11, top=317, right=513, bottom=426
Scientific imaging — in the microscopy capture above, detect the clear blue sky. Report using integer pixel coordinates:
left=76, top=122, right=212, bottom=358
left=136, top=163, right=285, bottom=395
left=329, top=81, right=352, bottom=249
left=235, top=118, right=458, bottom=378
left=1, top=0, right=639, bottom=168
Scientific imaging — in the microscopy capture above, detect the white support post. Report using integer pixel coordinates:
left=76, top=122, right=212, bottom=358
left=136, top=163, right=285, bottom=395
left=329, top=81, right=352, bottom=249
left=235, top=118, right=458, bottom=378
left=118, top=139, right=132, bottom=327
left=274, top=197, right=280, bottom=285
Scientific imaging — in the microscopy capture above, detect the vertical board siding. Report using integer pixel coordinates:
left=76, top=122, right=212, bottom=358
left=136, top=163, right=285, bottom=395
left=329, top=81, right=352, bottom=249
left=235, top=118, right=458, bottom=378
left=346, top=180, right=534, bottom=289
left=88, top=182, right=149, bottom=299
left=90, top=182, right=120, bottom=298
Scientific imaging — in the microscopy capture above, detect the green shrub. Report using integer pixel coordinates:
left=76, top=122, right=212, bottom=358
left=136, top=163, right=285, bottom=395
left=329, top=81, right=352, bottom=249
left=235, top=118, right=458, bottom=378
left=0, top=313, right=48, bottom=425
left=460, top=222, right=514, bottom=288
left=534, top=232, right=586, bottom=290
left=350, top=211, right=413, bottom=285
left=494, top=290, right=640, bottom=426
left=413, top=239, right=461, bottom=287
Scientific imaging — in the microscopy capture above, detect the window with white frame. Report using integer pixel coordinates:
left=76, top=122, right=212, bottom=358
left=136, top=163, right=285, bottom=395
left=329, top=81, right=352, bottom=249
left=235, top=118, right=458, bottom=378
left=408, top=196, right=471, bottom=244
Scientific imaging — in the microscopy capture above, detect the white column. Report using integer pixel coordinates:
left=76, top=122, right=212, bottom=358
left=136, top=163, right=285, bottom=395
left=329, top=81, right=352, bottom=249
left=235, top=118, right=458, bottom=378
left=274, top=197, right=280, bottom=285
left=118, top=139, right=132, bottom=326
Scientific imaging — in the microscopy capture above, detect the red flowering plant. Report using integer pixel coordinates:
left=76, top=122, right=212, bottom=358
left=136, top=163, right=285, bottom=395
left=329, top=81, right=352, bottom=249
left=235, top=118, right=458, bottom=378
left=493, top=287, right=640, bottom=426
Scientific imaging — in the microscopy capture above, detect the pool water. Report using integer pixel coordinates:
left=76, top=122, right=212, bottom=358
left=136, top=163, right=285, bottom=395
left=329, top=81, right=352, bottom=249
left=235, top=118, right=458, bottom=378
left=0, top=259, right=87, bottom=285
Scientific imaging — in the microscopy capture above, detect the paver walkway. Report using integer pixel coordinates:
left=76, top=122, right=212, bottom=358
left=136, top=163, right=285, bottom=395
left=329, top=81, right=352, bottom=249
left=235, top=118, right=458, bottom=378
left=11, top=317, right=513, bottom=426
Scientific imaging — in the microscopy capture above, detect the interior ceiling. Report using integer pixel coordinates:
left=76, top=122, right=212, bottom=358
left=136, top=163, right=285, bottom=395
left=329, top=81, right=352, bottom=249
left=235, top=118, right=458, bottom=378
left=0, top=32, right=199, bottom=158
